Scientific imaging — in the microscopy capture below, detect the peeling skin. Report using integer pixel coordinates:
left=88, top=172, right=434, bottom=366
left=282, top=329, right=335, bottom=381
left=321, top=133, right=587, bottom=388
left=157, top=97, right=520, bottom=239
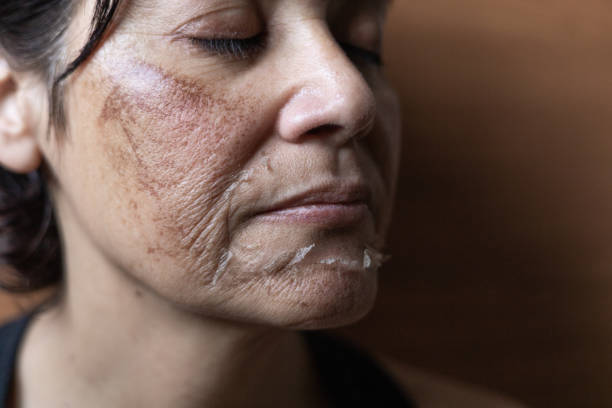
left=318, top=258, right=360, bottom=269
left=287, top=244, right=315, bottom=267
left=212, top=250, right=233, bottom=286
left=315, top=247, right=388, bottom=273
left=363, top=246, right=390, bottom=271
left=363, top=251, right=372, bottom=269
left=212, top=243, right=317, bottom=287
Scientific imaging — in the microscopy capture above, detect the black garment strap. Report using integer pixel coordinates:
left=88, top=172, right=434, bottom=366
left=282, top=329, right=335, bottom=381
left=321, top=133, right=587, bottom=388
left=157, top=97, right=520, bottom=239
left=303, top=332, right=416, bottom=408
left=0, top=314, right=31, bottom=408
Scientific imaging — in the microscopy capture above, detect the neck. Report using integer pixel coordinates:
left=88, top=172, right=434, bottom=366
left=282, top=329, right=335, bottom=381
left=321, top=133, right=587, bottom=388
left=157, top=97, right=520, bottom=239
left=17, top=215, right=329, bottom=408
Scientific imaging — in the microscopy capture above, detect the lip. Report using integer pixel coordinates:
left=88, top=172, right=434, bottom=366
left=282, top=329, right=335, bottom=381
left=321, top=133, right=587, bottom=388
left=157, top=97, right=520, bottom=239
left=252, top=184, right=373, bottom=227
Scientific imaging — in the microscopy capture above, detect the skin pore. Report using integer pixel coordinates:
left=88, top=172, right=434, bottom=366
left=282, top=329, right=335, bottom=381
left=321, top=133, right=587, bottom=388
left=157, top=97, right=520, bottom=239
left=7, top=0, right=401, bottom=407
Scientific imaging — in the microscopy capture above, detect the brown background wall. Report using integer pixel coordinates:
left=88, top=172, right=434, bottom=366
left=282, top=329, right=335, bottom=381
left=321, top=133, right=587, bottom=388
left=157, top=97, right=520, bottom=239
left=344, top=1, right=612, bottom=407
left=2, top=1, right=612, bottom=407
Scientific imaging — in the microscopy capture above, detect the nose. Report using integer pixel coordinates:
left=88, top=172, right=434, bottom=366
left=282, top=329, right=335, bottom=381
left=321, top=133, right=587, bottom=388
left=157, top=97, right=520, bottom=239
left=276, top=24, right=377, bottom=147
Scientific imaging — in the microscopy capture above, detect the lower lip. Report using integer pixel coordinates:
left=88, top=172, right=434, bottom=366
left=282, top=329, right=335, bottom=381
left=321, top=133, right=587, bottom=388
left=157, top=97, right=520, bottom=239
left=254, top=203, right=370, bottom=226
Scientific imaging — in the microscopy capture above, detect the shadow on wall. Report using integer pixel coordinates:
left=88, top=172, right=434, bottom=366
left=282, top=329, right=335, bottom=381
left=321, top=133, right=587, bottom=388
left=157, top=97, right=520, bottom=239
left=342, top=1, right=612, bottom=407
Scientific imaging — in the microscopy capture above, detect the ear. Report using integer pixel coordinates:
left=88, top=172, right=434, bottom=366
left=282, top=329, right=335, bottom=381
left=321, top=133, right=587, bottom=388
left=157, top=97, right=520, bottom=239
left=0, top=58, right=42, bottom=174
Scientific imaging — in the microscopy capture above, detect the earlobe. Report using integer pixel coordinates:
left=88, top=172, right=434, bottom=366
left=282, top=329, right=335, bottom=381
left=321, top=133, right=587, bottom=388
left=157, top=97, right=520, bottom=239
left=0, top=58, right=42, bottom=174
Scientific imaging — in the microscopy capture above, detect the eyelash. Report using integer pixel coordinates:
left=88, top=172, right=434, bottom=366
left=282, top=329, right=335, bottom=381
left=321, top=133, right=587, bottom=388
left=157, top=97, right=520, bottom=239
left=190, top=35, right=383, bottom=67
left=190, top=34, right=267, bottom=60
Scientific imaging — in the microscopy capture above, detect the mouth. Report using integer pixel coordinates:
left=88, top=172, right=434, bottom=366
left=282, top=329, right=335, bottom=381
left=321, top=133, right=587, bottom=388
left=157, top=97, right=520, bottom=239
left=252, top=183, right=373, bottom=227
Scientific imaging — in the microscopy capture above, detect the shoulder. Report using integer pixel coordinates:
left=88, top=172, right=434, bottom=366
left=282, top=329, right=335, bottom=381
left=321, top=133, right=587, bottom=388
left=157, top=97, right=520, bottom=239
left=378, top=356, right=528, bottom=408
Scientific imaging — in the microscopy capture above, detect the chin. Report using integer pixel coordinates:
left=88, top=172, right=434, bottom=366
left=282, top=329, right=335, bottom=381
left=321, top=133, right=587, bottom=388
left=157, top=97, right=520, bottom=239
left=263, top=263, right=380, bottom=331
left=160, top=227, right=385, bottom=330
left=189, top=259, right=380, bottom=331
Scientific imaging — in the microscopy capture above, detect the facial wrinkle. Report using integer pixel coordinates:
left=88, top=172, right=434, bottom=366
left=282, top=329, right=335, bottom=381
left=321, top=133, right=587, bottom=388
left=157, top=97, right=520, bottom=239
left=97, top=59, right=262, bottom=278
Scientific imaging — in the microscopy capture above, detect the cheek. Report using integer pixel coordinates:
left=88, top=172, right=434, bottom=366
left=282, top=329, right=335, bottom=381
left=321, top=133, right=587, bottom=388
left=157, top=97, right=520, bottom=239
left=95, top=61, right=262, bottom=279
left=99, top=62, right=257, bottom=196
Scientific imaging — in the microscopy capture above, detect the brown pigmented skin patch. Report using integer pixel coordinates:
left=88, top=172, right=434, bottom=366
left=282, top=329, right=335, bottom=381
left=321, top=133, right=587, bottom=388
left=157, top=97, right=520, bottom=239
left=99, top=61, right=259, bottom=198
left=97, top=60, right=263, bottom=277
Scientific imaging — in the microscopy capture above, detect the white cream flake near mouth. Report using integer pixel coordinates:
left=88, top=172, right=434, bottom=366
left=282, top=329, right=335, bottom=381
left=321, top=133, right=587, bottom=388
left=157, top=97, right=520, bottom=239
left=363, top=251, right=372, bottom=269
left=212, top=249, right=233, bottom=286
left=317, top=248, right=389, bottom=271
left=363, top=247, right=390, bottom=271
left=219, top=168, right=255, bottom=206
left=287, top=244, right=315, bottom=267
left=318, top=257, right=361, bottom=269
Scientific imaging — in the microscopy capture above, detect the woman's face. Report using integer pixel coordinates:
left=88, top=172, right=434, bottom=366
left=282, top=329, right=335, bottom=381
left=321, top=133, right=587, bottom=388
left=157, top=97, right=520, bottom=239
left=46, top=0, right=400, bottom=328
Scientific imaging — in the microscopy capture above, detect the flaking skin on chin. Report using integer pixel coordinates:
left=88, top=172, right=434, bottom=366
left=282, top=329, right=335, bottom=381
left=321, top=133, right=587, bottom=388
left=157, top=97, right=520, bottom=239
left=213, top=238, right=387, bottom=287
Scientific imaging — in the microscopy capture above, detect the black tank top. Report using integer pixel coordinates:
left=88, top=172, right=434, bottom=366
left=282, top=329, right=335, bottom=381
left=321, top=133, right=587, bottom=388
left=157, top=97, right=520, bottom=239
left=0, top=314, right=415, bottom=407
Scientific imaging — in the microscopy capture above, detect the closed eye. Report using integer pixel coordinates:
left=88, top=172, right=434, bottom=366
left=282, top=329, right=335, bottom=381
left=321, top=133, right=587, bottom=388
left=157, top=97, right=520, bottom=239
left=189, top=34, right=382, bottom=67
left=190, top=33, right=267, bottom=60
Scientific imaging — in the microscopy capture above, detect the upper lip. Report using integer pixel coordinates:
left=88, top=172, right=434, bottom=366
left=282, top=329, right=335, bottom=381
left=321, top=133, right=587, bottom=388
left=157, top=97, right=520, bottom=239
left=255, top=182, right=372, bottom=215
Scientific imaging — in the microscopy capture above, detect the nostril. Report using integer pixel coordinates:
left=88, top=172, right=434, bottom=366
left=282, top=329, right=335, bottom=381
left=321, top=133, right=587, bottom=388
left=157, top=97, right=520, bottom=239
left=277, top=78, right=375, bottom=145
left=306, top=124, right=342, bottom=139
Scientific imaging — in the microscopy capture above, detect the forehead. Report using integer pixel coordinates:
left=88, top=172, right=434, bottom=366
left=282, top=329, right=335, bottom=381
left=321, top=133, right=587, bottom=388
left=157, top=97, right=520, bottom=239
left=127, top=0, right=391, bottom=16
left=118, top=0, right=391, bottom=38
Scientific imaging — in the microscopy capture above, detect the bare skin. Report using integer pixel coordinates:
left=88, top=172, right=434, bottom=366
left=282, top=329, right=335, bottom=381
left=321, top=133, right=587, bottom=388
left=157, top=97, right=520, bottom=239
left=0, top=0, right=523, bottom=407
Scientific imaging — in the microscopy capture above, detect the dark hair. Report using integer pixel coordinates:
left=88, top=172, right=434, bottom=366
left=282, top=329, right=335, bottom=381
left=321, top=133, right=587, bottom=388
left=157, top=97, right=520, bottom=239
left=0, top=0, right=121, bottom=291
